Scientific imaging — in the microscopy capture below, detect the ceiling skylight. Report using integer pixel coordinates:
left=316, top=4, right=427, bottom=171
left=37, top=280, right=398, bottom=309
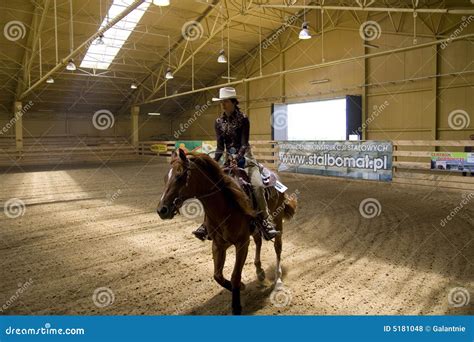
left=80, top=0, right=151, bottom=70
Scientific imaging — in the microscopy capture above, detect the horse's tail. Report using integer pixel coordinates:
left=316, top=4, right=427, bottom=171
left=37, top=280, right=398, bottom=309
left=283, top=193, right=297, bottom=220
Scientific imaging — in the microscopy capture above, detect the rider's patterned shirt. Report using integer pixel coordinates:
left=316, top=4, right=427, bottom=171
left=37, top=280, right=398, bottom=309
left=214, top=110, right=250, bottom=163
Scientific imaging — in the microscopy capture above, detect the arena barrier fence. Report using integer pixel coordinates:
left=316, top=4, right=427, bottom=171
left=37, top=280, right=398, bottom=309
left=140, top=140, right=474, bottom=191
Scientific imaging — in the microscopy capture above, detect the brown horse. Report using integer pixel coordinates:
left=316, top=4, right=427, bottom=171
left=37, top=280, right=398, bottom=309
left=157, top=148, right=297, bottom=315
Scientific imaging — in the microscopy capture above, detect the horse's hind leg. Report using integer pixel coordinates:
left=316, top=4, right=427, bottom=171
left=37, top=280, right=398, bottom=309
left=274, top=219, right=283, bottom=289
left=231, top=239, right=250, bottom=315
left=212, top=241, right=232, bottom=292
left=252, top=233, right=266, bottom=281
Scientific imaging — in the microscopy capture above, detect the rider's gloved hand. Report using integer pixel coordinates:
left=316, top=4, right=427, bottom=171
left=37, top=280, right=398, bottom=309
left=237, top=157, right=246, bottom=168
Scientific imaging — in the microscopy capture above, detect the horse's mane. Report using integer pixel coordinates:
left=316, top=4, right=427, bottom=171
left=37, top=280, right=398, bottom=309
left=186, top=152, right=255, bottom=217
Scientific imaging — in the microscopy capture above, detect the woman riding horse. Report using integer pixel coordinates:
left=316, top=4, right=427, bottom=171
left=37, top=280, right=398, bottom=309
left=192, top=87, right=279, bottom=241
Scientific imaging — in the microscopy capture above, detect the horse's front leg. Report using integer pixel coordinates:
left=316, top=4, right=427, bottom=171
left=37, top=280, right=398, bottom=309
left=231, top=239, right=250, bottom=315
left=212, top=241, right=232, bottom=291
left=252, top=233, right=265, bottom=281
left=274, top=218, right=283, bottom=289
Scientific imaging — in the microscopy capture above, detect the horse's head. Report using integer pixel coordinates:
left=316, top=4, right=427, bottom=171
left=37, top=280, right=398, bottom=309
left=157, top=148, right=191, bottom=219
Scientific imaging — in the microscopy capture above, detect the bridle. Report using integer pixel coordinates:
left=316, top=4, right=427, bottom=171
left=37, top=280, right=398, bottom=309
left=166, top=158, right=223, bottom=215
left=166, top=159, right=190, bottom=214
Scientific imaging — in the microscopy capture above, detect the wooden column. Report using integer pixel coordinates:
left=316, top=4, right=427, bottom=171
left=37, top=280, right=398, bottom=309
left=131, top=105, right=139, bottom=147
left=432, top=45, right=440, bottom=145
left=362, top=45, right=368, bottom=141
left=279, top=52, right=286, bottom=103
left=14, top=101, right=23, bottom=151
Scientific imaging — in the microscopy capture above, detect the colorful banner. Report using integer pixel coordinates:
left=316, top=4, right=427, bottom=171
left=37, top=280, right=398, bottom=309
left=431, top=152, right=474, bottom=172
left=173, top=141, right=218, bottom=156
left=0, top=316, right=472, bottom=342
left=278, top=141, right=393, bottom=181
left=149, top=144, right=167, bottom=153
left=174, top=141, right=203, bottom=153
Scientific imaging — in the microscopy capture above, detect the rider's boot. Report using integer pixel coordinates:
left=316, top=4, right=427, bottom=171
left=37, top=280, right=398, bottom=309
left=259, top=215, right=279, bottom=241
left=192, top=224, right=210, bottom=241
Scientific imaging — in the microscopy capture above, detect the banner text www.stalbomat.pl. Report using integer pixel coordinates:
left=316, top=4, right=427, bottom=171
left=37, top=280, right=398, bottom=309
left=280, top=153, right=389, bottom=172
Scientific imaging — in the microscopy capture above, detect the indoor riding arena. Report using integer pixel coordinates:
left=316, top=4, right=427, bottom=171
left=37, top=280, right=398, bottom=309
left=1, top=0, right=473, bottom=317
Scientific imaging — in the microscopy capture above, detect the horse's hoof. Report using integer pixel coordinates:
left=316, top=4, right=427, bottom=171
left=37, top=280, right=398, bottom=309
left=257, top=269, right=266, bottom=282
left=232, top=307, right=242, bottom=315
left=274, top=279, right=284, bottom=290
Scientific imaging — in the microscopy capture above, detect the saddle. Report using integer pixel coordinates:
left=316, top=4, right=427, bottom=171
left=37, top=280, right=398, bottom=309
left=223, top=163, right=282, bottom=209
left=223, top=166, right=254, bottom=203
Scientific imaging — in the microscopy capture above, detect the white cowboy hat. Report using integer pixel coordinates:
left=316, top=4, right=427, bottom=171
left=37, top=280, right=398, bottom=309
left=212, top=87, right=240, bottom=101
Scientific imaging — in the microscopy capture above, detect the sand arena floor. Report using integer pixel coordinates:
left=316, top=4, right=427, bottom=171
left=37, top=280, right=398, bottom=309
left=1, top=159, right=473, bottom=315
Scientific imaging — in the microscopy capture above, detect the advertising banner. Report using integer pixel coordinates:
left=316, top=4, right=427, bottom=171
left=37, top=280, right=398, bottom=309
left=278, top=141, right=393, bottom=181
left=174, top=141, right=203, bottom=153
left=173, top=141, right=217, bottom=155
left=149, top=144, right=168, bottom=153
left=430, top=152, right=474, bottom=172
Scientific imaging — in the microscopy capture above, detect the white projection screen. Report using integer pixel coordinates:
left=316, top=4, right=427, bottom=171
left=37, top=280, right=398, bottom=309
left=273, top=98, right=348, bottom=141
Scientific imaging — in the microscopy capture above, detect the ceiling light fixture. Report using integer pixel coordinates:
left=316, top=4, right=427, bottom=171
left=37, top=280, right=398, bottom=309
left=148, top=112, right=161, bottom=116
left=218, top=14, right=228, bottom=64
left=217, top=49, right=227, bottom=63
left=165, top=68, right=174, bottom=79
left=299, top=0, right=311, bottom=40
left=299, top=22, right=311, bottom=40
left=96, top=34, right=105, bottom=45
left=46, top=76, right=54, bottom=84
left=66, top=59, right=76, bottom=71
left=165, top=35, right=173, bottom=79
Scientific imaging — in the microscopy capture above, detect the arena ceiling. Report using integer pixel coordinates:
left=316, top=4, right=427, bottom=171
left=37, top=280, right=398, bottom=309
left=0, top=0, right=472, bottom=116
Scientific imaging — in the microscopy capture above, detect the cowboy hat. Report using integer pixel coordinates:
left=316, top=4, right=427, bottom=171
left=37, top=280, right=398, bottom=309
left=212, top=87, right=240, bottom=101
